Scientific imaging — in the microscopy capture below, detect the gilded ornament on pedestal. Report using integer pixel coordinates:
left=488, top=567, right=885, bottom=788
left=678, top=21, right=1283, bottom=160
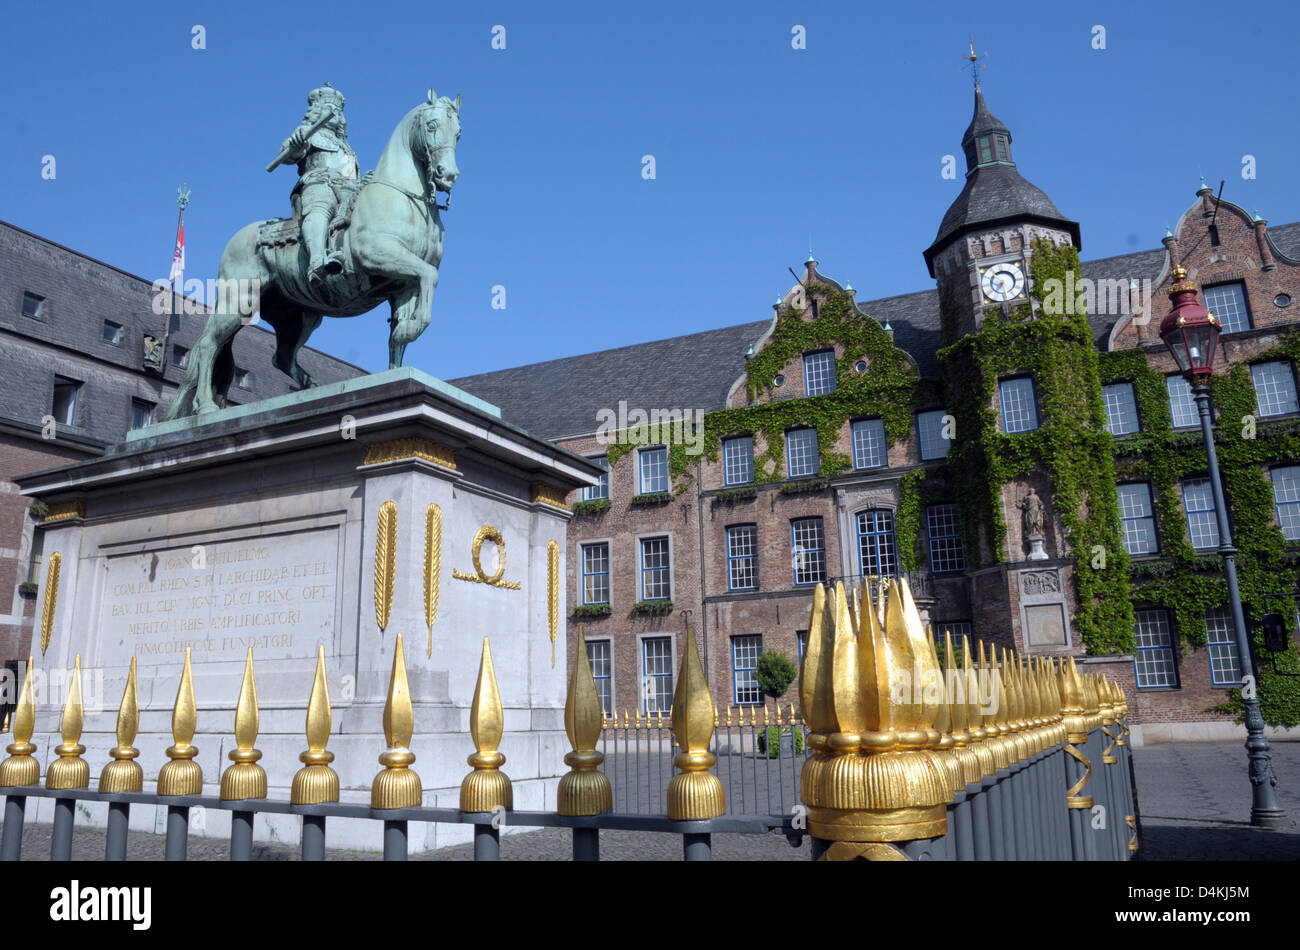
left=547, top=539, right=559, bottom=667
left=39, top=552, right=61, bottom=656
left=451, top=525, right=521, bottom=589
left=424, top=503, right=442, bottom=658
left=374, top=501, right=397, bottom=632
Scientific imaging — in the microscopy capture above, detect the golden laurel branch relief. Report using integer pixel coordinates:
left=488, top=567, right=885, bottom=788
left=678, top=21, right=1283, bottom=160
left=547, top=540, right=559, bottom=667
left=362, top=438, right=456, bottom=471
left=39, top=552, right=61, bottom=656
left=42, top=501, right=85, bottom=523
left=425, top=503, right=442, bottom=658
left=374, top=501, right=397, bottom=631
left=531, top=484, right=568, bottom=511
left=452, top=525, right=520, bottom=590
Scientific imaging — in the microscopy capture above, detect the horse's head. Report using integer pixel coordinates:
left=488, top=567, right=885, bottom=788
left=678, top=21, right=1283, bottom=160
left=416, top=90, right=461, bottom=196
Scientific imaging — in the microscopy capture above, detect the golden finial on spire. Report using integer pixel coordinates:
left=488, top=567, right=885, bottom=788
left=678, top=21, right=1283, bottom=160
left=667, top=626, right=725, bottom=819
left=221, top=649, right=267, bottom=801
left=461, top=637, right=513, bottom=812
left=0, top=657, right=38, bottom=787
left=372, top=634, right=422, bottom=809
left=558, top=628, right=613, bottom=816
left=100, top=657, right=143, bottom=793
left=292, top=645, right=340, bottom=804
left=962, top=36, right=987, bottom=87
left=656, top=708, right=664, bottom=730
left=725, top=706, right=732, bottom=727
left=634, top=708, right=641, bottom=729
left=46, top=653, right=89, bottom=790
left=158, top=648, right=202, bottom=796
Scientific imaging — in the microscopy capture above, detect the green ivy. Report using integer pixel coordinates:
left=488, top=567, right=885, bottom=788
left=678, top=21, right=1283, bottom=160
left=937, top=240, right=1135, bottom=654
left=1100, top=332, right=1300, bottom=726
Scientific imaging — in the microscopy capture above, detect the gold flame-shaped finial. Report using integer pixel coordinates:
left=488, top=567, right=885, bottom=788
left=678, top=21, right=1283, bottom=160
left=372, top=633, right=422, bottom=809
left=39, top=552, right=61, bottom=656
left=221, top=649, right=267, bottom=800
left=962, top=636, right=994, bottom=778
left=46, top=654, right=89, bottom=790
left=976, top=642, right=1010, bottom=771
left=100, top=657, right=142, bottom=793
left=667, top=626, right=725, bottom=819
left=927, top=635, right=963, bottom=794
left=1059, top=657, right=1094, bottom=809
left=799, top=581, right=952, bottom=847
left=943, top=632, right=981, bottom=788
left=158, top=649, right=202, bottom=796
left=425, top=503, right=442, bottom=658
left=461, top=637, right=513, bottom=812
left=0, top=657, right=38, bottom=787
left=558, top=628, right=613, bottom=816
left=374, top=500, right=397, bottom=632
left=293, top=645, right=340, bottom=804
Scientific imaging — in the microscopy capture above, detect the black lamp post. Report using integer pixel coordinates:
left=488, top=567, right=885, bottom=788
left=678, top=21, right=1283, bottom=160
left=1159, top=264, right=1286, bottom=827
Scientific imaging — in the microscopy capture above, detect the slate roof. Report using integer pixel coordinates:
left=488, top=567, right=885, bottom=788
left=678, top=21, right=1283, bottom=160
left=449, top=320, right=771, bottom=440
left=962, top=85, right=1009, bottom=145
left=452, top=223, right=1299, bottom=441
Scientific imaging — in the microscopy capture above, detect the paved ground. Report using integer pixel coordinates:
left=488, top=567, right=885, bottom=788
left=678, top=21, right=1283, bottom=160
left=2, top=737, right=1296, bottom=860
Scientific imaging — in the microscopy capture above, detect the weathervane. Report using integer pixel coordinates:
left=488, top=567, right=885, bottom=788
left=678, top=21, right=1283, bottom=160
left=177, top=183, right=191, bottom=210
left=962, top=35, right=987, bottom=88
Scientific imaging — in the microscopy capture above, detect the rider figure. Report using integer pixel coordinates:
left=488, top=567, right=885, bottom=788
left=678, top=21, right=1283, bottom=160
left=279, top=84, right=359, bottom=286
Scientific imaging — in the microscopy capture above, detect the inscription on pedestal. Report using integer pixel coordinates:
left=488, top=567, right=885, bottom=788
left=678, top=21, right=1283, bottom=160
left=100, top=530, right=339, bottom=665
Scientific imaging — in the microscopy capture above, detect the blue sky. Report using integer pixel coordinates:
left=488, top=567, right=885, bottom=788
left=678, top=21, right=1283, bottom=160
left=4, top=0, right=1297, bottom=377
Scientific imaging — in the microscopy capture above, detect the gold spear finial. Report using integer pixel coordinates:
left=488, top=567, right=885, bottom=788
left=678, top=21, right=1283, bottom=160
left=46, top=654, right=89, bottom=790
left=944, top=632, right=981, bottom=788
left=0, top=657, right=39, bottom=787
left=667, top=626, right=725, bottom=819
left=725, top=706, right=732, bottom=726
left=461, top=637, right=512, bottom=812
left=100, top=656, right=143, bottom=793
left=558, top=628, right=613, bottom=816
left=158, top=649, right=202, bottom=796
left=372, top=633, right=422, bottom=808
left=293, top=645, right=340, bottom=804
left=221, top=649, right=267, bottom=800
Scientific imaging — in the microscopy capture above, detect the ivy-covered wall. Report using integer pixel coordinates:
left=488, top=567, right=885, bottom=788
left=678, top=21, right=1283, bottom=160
left=1100, top=335, right=1300, bottom=727
left=936, top=240, right=1135, bottom=655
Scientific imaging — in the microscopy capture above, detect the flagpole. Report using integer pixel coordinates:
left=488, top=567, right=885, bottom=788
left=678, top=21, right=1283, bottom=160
left=169, top=184, right=190, bottom=338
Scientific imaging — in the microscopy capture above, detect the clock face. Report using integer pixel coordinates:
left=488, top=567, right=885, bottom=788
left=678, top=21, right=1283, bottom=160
left=980, top=261, right=1026, bottom=302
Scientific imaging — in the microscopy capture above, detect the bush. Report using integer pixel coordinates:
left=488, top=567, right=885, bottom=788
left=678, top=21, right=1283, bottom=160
left=756, top=725, right=805, bottom=759
left=755, top=650, right=798, bottom=700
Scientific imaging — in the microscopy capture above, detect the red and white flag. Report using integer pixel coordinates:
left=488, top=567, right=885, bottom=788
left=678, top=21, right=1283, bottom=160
left=169, top=221, right=185, bottom=285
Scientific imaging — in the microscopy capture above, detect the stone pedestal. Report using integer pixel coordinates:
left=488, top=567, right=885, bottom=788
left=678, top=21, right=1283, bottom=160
left=17, top=368, right=601, bottom=852
left=1027, top=538, right=1048, bottom=561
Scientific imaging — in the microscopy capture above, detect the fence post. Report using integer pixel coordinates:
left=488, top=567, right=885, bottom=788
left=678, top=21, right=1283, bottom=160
left=558, top=629, right=613, bottom=861
left=667, top=626, right=725, bottom=861
left=293, top=646, right=340, bottom=862
left=101, top=656, right=143, bottom=861
left=221, top=650, right=267, bottom=861
left=46, top=654, right=90, bottom=861
left=801, top=580, right=952, bottom=861
left=0, top=656, right=40, bottom=860
left=1058, top=657, right=1094, bottom=860
left=157, top=649, right=203, bottom=861
left=373, top=635, right=423, bottom=860
left=461, top=638, right=512, bottom=862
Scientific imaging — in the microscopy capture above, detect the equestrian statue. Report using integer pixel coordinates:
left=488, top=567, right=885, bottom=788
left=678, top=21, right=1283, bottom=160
left=163, top=84, right=461, bottom=418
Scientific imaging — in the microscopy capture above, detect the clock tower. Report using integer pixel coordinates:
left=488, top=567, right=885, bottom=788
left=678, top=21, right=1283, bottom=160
left=923, top=82, right=1080, bottom=342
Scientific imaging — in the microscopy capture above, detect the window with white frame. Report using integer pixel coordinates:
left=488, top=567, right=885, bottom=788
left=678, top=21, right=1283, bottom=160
left=856, top=509, right=897, bottom=577
left=1182, top=478, right=1219, bottom=550
left=791, top=517, right=826, bottom=586
left=732, top=634, right=762, bottom=705
left=723, top=435, right=754, bottom=485
left=1117, top=483, right=1159, bottom=555
left=1166, top=374, right=1198, bottom=429
left=1272, top=465, right=1300, bottom=541
left=639, top=446, right=669, bottom=494
left=581, top=456, right=610, bottom=501
left=726, top=524, right=758, bottom=591
left=642, top=637, right=673, bottom=714
left=1204, top=608, right=1243, bottom=687
left=917, top=409, right=951, bottom=460
left=804, top=350, right=837, bottom=396
left=581, top=542, right=610, bottom=604
left=1133, top=609, right=1179, bottom=689
left=640, top=536, right=671, bottom=600
left=926, top=504, right=966, bottom=573
left=785, top=428, right=819, bottom=478
left=587, top=639, right=613, bottom=714
left=1102, top=382, right=1141, bottom=436
left=1202, top=282, right=1252, bottom=334
left=998, top=377, right=1040, bottom=433
left=851, top=418, right=887, bottom=470
left=1250, top=362, right=1300, bottom=418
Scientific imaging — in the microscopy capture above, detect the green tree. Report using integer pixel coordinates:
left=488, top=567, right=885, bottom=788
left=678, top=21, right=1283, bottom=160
left=755, top=650, right=798, bottom=700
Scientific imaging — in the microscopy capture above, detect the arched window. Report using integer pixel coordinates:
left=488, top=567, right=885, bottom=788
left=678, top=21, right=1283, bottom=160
left=856, top=509, right=897, bottom=577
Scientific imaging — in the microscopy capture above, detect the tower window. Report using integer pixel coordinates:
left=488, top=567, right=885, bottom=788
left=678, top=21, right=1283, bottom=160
left=21, top=293, right=45, bottom=320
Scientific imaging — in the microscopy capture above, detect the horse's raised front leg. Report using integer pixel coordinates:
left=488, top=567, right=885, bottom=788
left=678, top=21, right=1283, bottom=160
left=353, top=236, right=437, bottom=369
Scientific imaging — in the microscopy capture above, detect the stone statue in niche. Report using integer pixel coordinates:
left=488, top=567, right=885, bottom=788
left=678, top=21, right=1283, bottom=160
left=1020, top=487, right=1049, bottom=560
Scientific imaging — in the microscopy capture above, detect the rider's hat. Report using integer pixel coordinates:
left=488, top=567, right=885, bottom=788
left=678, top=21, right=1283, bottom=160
left=307, top=83, right=345, bottom=111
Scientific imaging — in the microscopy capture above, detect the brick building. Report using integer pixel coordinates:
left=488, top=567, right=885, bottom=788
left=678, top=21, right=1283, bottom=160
left=0, top=219, right=364, bottom=721
left=452, top=84, right=1300, bottom=742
